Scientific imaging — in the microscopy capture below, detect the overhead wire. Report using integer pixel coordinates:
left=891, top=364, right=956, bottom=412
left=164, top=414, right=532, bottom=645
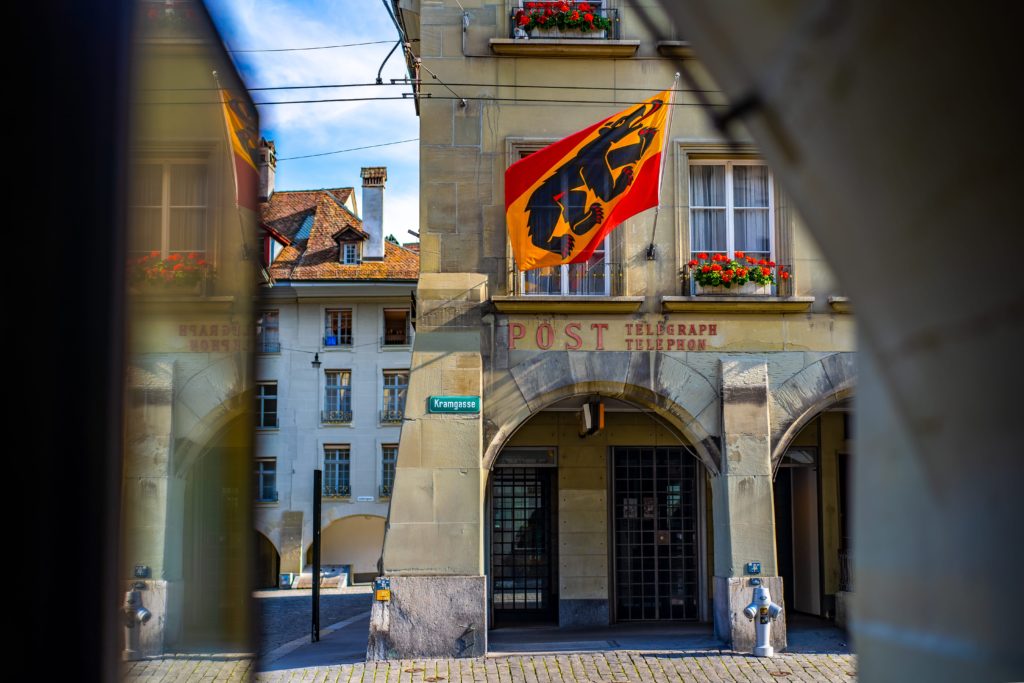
left=277, top=138, right=419, bottom=161
left=227, top=40, right=398, bottom=53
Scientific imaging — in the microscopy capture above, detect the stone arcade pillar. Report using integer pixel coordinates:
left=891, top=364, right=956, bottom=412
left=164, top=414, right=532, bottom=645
left=712, top=359, right=786, bottom=653
left=368, top=273, right=489, bottom=660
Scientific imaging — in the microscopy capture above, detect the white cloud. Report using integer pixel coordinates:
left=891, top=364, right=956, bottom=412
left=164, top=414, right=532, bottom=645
left=206, top=0, right=420, bottom=230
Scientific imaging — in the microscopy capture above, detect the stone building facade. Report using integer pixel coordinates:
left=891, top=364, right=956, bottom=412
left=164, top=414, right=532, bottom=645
left=121, top=0, right=260, bottom=657
left=371, top=0, right=856, bottom=659
left=256, top=167, right=419, bottom=588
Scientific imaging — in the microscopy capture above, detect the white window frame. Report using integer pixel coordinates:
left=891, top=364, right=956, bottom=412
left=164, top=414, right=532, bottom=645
left=381, top=370, right=409, bottom=423
left=131, top=159, right=210, bottom=258
left=323, top=445, right=351, bottom=498
left=517, top=235, right=612, bottom=296
left=323, top=369, right=353, bottom=424
left=255, top=382, right=278, bottom=429
left=342, top=242, right=361, bottom=265
left=380, top=444, right=398, bottom=497
left=687, top=159, right=775, bottom=261
left=256, top=310, right=280, bottom=354
left=324, top=307, right=354, bottom=347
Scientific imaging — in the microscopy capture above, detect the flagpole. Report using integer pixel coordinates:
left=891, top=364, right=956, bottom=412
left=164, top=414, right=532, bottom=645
left=646, top=72, right=680, bottom=261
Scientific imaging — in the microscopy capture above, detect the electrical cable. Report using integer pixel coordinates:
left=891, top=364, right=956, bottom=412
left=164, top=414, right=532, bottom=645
left=137, top=94, right=728, bottom=107
left=277, top=138, right=419, bottom=161
left=227, top=40, right=397, bottom=53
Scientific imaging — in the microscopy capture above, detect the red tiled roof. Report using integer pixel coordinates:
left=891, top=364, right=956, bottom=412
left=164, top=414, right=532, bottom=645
left=261, top=189, right=418, bottom=282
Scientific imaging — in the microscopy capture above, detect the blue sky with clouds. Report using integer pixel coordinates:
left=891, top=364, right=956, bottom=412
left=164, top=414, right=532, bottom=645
left=206, top=0, right=420, bottom=240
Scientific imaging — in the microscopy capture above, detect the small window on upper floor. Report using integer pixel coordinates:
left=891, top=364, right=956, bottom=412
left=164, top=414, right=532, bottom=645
left=341, top=242, right=361, bottom=265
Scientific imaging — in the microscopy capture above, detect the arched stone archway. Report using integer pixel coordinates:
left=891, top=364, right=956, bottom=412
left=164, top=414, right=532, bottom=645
left=255, top=531, right=280, bottom=589
left=769, top=352, right=856, bottom=469
left=487, top=350, right=722, bottom=473
left=307, top=515, right=387, bottom=583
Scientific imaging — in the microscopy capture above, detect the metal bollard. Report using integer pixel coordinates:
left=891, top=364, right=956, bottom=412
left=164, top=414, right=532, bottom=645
left=743, top=585, right=783, bottom=657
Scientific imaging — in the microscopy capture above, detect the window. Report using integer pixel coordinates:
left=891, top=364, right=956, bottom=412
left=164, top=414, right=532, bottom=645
left=381, top=445, right=398, bottom=497
left=510, top=148, right=614, bottom=296
left=323, top=446, right=351, bottom=497
left=689, top=160, right=773, bottom=263
left=520, top=236, right=611, bottom=296
left=256, top=383, right=278, bottom=429
left=256, top=310, right=280, bottom=353
left=342, top=242, right=361, bottom=265
left=382, top=309, right=411, bottom=346
left=323, top=370, right=352, bottom=423
left=381, top=371, right=409, bottom=423
left=255, top=459, right=277, bottom=502
left=131, top=161, right=208, bottom=258
left=324, top=309, right=353, bottom=347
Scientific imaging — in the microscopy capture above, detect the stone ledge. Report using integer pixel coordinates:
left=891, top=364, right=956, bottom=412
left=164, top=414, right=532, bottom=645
left=662, top=295, right=815, bottom=313
left=829, top=296, right=852, bottom=313
left=492, top=295, right=644, bottom=314
left=489, top=38, right=640, bottom=58
left=656, top=40, right=696, bottom=58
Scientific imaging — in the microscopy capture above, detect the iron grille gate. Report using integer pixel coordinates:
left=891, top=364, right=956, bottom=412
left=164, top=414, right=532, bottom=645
left=490, top=467, right=555, bottom=623
left=613, top=447, right=700, bottom=621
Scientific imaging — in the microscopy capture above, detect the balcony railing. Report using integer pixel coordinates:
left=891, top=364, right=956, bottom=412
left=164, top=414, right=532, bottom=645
left=516, top=261, right=624, bottom=296
left=256, top=338, right=281, bottom=354
left=322, top=409, right=353, bottom=424
left=381, top=333, right=411, bottom=347
left=380, top=408, right=405, bottom=424
left=323, top=484, right=351, bottom=498
left=379, top=484, right=392, bottom=498
left=506, top=1, right=621, bottom=40
left=323, top=334, right=353, bottom=347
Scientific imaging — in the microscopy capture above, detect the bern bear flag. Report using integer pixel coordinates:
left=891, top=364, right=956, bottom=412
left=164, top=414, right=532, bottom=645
left=505, top=90, right=670, bottom=272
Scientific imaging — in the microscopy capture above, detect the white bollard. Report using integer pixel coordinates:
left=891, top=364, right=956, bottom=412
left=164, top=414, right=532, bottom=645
left=743, top=585, right=783, bottom=657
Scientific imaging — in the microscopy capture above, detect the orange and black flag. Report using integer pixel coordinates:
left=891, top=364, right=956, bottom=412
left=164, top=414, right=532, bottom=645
left=219, top=88, right=260, bottom=211
left=506, top=91, right=670, bottom=271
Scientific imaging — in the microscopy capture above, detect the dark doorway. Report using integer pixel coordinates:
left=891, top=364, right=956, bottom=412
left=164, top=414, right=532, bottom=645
left=612, top=447, right=699, bottom=621
left=774, top=447, right=821, bottom=615
left=491, top=466, right=557, bottom=625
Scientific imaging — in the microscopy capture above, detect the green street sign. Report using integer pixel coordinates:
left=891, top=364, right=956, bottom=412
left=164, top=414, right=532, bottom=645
left=428, top=395, right=481, bottom=414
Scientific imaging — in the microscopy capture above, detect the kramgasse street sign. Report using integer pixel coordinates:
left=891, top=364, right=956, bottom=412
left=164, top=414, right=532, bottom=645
left=428, top=395, right=481, bottom=414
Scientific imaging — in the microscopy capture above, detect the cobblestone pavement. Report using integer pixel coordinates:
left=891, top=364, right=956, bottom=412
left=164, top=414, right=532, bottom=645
left=125, top=650, right=855, bottom=682
left=256, top=586, right=373, bottom=655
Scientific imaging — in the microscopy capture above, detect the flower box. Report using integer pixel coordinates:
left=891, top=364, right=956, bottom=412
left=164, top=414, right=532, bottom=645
left=530, top=27, right=607, bottom=39
left=695, top=281, right=772, bottom=297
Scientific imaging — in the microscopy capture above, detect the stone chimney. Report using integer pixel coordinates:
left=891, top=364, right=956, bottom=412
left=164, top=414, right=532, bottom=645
left=258, top=138, right=276, bottom=201
left=360, top=167, right=387, bottom=261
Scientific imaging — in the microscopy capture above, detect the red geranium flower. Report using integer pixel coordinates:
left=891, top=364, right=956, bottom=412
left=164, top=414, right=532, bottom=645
left=768, top=260, right=776, bottom=267
left=761, top=267, right=771, bottom=276
left=701, top=265, right=711, bottom=273
left=584, top=12, right=593, bottom=22
left=559, top=2, right=570, bottom=12
left=724, top=269, right=734, bottom=276
left=579, top=2, right=592, bottom=10
left=711, top=264, right=722, bottom=272
left=173, top=263, right=184, bottom=272
left=570, top=10, right=579, bottom=20
left=735, top=250, right=745, bottom=259
left=545, top=8, right=553, bottom=16
left=697, top=252, right=708, bottom=260
left=688, top=259, right=698, bottom=267
left=149, top=250, right=160, bottom=258
left=781, top=271, right=790, bottom=280
left=518, top=13, right=530, bottom=25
